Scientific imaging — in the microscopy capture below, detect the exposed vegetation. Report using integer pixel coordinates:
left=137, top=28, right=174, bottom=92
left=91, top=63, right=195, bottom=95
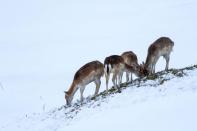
left=56, top=64, right=197, bottom=120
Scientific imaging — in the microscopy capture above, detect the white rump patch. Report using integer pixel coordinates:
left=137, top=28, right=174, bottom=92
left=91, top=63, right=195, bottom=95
left=109, top=64, right=112, bottom=70
left=104, top=64, right=112, bottom=73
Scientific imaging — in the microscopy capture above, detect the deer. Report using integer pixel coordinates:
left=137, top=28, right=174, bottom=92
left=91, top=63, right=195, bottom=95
left=64, top=60, right=104, bottom=106
left=120, top=51, right=141, bottom=83
left=104, top=55, right=141, bottom=93
left=141, top=37, right=174, bottom=75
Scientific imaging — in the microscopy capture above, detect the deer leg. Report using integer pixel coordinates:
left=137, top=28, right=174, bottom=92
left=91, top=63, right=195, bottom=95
left=117, top=73, right=122, bottom=93
left=126, top=72, right=129, bottom=83
left=118, top=73, right=122, bottom=87
left=112, top=73, right=117, bottom=88
left=120, top=71, right=123, bottom=84
left=152, top=63, right=156, bottom=74
left=94, top=79, right=101, bottom=96
left=130, top=73, right=133, bottom=83
left=164, top=55, right=170, bottom=71
left=115, top=73, right=118, bottom=86
left=80, top=86, right=85, bottom=103
left=105, top=72, right=110, bottom=92
left=149, top=64, right=153, bottom=74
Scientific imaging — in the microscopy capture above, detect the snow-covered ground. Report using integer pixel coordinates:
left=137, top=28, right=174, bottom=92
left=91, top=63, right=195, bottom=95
left=1, top=66, right=197, bottom=131
left=0, top=0, right=197, bottom=131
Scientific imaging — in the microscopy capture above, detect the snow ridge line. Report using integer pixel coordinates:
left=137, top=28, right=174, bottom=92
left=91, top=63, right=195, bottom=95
left=49, top=64, right=197, bottom=120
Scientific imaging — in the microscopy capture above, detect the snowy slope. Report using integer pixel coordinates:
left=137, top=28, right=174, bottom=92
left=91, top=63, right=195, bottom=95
left=0, top=0, right=197, bottom=131
left=1, top=66, right=197, bottom=131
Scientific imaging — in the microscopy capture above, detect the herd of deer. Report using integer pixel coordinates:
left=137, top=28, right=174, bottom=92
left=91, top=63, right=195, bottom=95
left=64, top=37, right=174, bottom=106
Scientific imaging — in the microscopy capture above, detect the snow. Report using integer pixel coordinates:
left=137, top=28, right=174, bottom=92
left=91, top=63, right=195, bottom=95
left=0, top=0, right=197, bottom=131
left=1, top=68, right=197, bottom=131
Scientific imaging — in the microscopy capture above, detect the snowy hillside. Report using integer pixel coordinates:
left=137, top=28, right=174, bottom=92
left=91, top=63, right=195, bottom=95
left=1, top=65, right=197, bottom=131
left=0, top=0, right=197, bottom=131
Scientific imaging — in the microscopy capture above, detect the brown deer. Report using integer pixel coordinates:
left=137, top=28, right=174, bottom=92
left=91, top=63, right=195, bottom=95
left=104, top=55, right=141, bottom=92
left=64, top=61, right=104, bottom=106
left=120, top=51, right=140, bottom=83
left=142, top=37, right=174, bottom=75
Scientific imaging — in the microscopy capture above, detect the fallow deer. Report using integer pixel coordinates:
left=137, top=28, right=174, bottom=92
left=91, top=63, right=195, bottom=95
left=142, top=37, right=174, bottom=75
left=65, top=61, right=104, bottom=106
left=120, top=51, right=140, bottom=83
left=104, top=55, right=140, bottom=92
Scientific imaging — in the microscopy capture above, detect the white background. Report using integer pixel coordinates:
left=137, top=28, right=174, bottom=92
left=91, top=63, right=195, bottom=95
left=0, top=0, right=197, bottom=130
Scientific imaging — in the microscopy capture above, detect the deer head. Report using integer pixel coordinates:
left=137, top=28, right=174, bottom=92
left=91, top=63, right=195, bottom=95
left=139, top=62, right=149, bottom=77
left=64, top=91, right=72, bottom=106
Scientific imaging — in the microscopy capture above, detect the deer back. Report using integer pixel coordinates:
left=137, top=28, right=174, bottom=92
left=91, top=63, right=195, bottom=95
left=74, top=61, right=104, bottom=83
left=121, top=51, right=138, bottom=66
left=104, top=55, right=125, bottom=74
left=145, top=37, right=174, bottom=66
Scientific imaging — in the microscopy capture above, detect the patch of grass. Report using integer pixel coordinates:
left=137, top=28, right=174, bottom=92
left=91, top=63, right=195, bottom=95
left=56, top=64, right=197, bottom=121
left=62, top=64, right=197, bottom=114
left=146, top=74, right=158, bottom=80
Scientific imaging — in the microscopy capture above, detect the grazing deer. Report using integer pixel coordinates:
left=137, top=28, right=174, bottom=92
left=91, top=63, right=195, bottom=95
left=142, top=37, right=174, bottom=75
left=104, top=55, right=140, bottom=92
left=64, top=61, right=104, bottom=106
left=120, top=51, right=140, bottom=83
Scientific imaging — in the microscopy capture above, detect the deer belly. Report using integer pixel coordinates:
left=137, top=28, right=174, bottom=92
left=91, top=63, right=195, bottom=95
left=81, top=73, right=96, bottom=86
left=160, top=47, right=171, bottom=55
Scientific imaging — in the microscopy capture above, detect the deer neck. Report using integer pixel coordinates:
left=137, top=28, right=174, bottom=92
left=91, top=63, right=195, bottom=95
left=124, top=64, right=134, bottom=73
left=145, top=54, right=152, bottom=69
left=67, top=82, right=78, bottom=102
